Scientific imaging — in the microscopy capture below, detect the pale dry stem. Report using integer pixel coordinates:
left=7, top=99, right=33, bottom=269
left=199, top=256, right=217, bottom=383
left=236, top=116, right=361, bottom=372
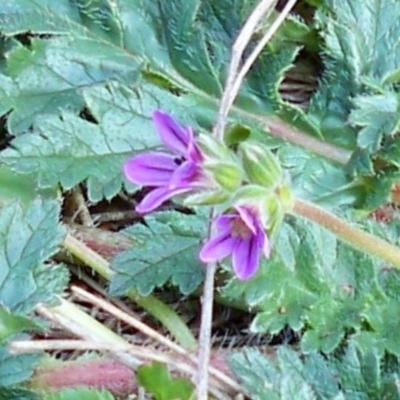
left=196, top=0, right=298, bottom=398
left=229, top=0, right=299, bottom=110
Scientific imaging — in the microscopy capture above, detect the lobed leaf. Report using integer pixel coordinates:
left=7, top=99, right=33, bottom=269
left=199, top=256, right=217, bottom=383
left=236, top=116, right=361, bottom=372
left=228, top=343, right=400, bottom=400
left=0, top=308, right=41, bottom=342
left=3, top=36, right=141, bottom=134
left=109, top=211, right=206, bottom=296
left=0, top=344, right=40, bottom=388
left=310, top=0, right=400, bottom=136
left=0, top=82, right=205, bottom=202
left=0, top=198, right=68, bottom=313
left=137, top=361, right=194, bottom=400
left=228, top=347, right=339, bottom=400
left=350, top=92, right=400, bottom=152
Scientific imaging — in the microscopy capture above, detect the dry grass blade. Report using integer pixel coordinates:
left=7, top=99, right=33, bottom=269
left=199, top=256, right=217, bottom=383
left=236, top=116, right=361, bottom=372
left=71, top=285, right=188, bottom=357
left=35, top=299, right=142, bottom=369
left=71, top=286, right=242, bottom=396
left=9, top=340, right=202, bottom=379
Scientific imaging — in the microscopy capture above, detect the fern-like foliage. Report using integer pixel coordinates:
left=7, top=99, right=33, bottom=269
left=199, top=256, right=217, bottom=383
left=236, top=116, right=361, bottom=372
left=228, top=342, right=400, bottom=400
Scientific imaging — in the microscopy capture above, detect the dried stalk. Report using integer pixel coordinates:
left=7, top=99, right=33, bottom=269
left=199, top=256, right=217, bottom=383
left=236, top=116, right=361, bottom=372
left=196, top=0, right=299, bottom=398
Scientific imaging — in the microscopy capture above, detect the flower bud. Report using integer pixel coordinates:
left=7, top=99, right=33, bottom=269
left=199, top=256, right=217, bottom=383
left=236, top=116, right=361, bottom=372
left=240, top=141, right=282, bottom=188
left=204, top=161, right=242, bottom=192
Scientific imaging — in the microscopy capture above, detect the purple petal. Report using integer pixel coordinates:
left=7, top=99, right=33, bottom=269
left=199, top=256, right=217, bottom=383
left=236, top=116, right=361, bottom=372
left=153, top=110, right=191, bottom=156
left=187, top=139, right=203, bottom=163
left=124, top=152, right=177, bottom=186
left=199, top=230, right=237, bottom=262
left=214, top=214, right=236, bottom=232
left=232, top=237, right=261, bottom=280
left=251, top=220, right=271, bottom=259
left=262, top=235, right=271, bottom=258
left=236, top=206, right=258, bottom=235
left=170, top=161, right=199, bottom=188
left=136, top=186, right=191, bottom=214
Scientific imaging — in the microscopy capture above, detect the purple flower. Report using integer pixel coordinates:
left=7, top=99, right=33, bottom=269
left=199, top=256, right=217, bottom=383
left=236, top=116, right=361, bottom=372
left=124, top=111, right=206, bottom=213
left=199, top=206, right=271, bottom=280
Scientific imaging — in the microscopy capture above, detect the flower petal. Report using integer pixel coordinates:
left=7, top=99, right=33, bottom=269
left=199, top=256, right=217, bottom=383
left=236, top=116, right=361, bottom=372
left=232, top=237, right=261, bottom=280
left=236, top=206, right=258, bottom=235
left=214, top=214, right=235, bottom=231
left=252, top=220, right=271, bottom=258
left=124, top=152, right=177, bottom=186
left=262, top=233, right=271, bottom=258
left=136, top=186, right=191, bottom=214
left=153, top=110, right=191, bottom=156
left=199, top=230, right=237, bottom=262
left=170, top=161, right=199, bottom=188
left=187, top=138, right=203, bottom=163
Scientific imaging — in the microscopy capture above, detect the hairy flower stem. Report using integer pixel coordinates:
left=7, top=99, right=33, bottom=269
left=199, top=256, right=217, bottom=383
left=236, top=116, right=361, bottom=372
left=63, top=234, right=197, bottom=351
left=196, top=209, right=219, bottom=400
left=293, top=199, right=400, bottom=268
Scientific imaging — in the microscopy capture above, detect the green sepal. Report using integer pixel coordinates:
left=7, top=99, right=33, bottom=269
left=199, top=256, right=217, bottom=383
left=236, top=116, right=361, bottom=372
left=197, top=134, right=233, bottom=160
left=204, top=160, right=242, bottom=192
left=230, top=184, right=288, bottom=234
left=183, top=188, right=229, bottom=206
left=240, top=141, right=282, bottom=188
left=260, top=195, right=284, bottom=235
left=231, top=184, right=271, bottom=206
left=277, top=182, right=294, bottom=213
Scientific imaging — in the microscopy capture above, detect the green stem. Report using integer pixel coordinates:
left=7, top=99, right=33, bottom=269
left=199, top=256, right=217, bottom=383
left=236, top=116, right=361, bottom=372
left=63, top=234, right=197, bottom=351
left=293, top=198, right=400, bottom=269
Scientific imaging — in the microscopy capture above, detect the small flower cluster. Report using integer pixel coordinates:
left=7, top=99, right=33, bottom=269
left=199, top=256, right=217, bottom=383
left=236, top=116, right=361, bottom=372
left=124, top=111, right=292, bottom=280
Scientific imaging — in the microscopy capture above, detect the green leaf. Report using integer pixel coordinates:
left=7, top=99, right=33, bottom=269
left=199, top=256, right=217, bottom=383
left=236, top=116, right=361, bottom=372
left=228, top=347, right=340, bottom=400
left=0, top=198, right=68, bottom=313
left=350, top=92, right=400, bottom=152
left=229, top=343, right=400, bottom=400
left=137, top=362, right=194, bottom=400
left=278, top=146, right=362, bottom=207
left=0, top=308, right=41, bottom=342
left=109, top=211, right=206, bottom=296
left=0, top=387, right=38, bottom=400
left=308, top=0, right=400, bottom=147
left=0, top=344, right=40, bottom=387
left=0, top=1, right=144, bottom=134
left=5, top=36, right=141, bottom=134
left=0, top=0, right=299, bottom=136
left=43, top=387, right=115, bottom=400
left=0, top=82, right=202, bottom=202
left=113, top=0, right=298, bottom=113
left=0, top=1, right=86, bottom=35
left=0, top=0, right=331, bottom=209
left=0, top=165, right=58, bottom=206
left=361, top=300, right=400, bottom=357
